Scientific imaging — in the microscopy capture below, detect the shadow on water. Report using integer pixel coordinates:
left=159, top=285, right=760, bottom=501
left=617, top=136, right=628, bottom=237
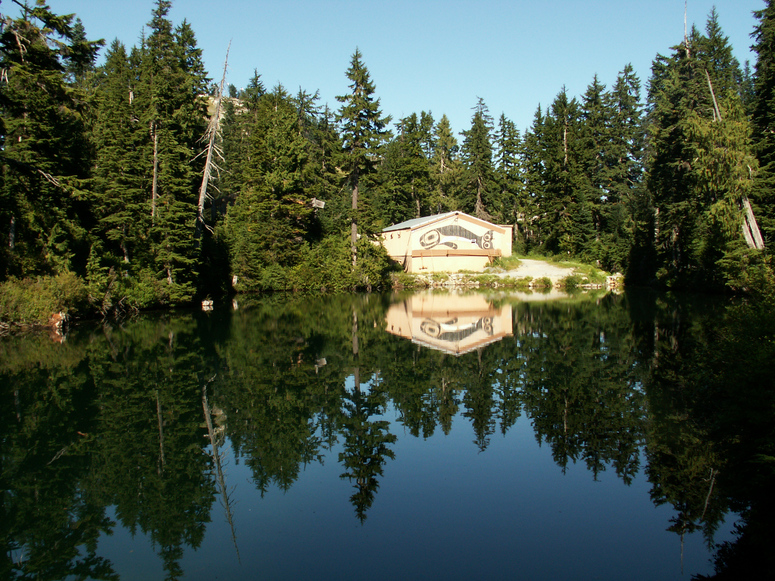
left=0, top=289, right=772, bottom=579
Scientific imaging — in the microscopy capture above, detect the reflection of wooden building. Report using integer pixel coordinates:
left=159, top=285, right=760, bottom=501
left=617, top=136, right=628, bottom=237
left=386, top=292, right=513, bottom=356
left=381, top=212, right=513, bottom=273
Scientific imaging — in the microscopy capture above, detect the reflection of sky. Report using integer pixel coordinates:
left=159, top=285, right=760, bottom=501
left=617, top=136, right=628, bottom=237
left=97, top=508, right=167, bottom=580
left=96, top=404, right=735, bottom=581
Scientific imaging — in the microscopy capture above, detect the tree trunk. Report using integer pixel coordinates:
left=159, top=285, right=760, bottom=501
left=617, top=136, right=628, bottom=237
left=351, top=178, right=359, bottom=267
left=151, top=120, right=159, bottom=224
left=352, top=306, right=360, bottom=394
left=8, top=215, right=15, bottom=250
left=742, top=196, right=765, bottom=250
left=202, top=380, right=241, bottom=562
left=156, top=389, right=165, bottom=474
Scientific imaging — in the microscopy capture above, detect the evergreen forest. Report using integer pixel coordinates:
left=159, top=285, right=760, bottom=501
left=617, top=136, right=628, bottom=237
left=2, top=0, right=775, bottom=321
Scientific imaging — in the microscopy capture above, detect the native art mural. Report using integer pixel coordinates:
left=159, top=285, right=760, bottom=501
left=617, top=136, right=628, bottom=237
left=419, top=316, right=494, bottom=343
left=418, top=225, right=494, bottom=250
left=385, top=292, right=512, bottom=356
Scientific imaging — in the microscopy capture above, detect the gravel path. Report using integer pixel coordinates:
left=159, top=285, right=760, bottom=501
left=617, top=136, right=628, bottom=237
left=493, top=258, right=576, bottom=282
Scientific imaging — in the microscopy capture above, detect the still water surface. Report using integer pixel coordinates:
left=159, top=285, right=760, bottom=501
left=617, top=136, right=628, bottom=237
left=2, top=289, right=759, bottom=580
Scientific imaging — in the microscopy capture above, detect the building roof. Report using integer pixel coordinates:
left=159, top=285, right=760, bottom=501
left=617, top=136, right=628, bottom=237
left=382, top=212, right=457, bottom=233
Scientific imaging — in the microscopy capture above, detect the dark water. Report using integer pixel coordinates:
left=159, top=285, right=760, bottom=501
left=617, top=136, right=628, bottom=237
left=2, top=289, right=773, bottom=580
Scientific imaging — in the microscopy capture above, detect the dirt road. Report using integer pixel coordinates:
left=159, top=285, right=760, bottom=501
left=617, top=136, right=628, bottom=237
left=497, top=258, right=576, bottom=283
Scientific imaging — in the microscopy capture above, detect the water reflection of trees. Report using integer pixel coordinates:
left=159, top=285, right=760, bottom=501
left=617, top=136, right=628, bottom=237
left=640, top=296, right=775, bottom=579
left=0, top=334, right=116, bottom=580
left=518, top=297, right=647, bottom=482
left=0, top=290, right=772, bottom=578
left=87, top=317, right=216, bottom=580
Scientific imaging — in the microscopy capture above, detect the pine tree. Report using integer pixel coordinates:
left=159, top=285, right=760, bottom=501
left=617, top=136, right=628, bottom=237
left=541, top=88, right=593, bottom=257
left=580, top=75, right=609, bottom=260
left=696, top=7, right=742, bottom=98
left=376, top=112, right=432, bottom=225
left=247, top=85, right=312, bottom=264
left=66, top=17, right=101, bottom=86
left=429, top=114, right=461, bottom=214
left=216, top=74, right=266, bottom=210
left=494, top=113, right=523, bottom=233
left=460, top=97, right=496, bottom=221
left=418, top=111, right=436, bottom=160
left=309, top=104, right=346, bottom=237
left=336, top=48, right=391, bottom=265
left=0, top=2, right=101, bottom=278
left=224, top=85, right=316, bottom=290
left=292, top=88, right=340, bottom=241
left=751, top=0, right=775, bottom=247
left=138, top=0, right=208, bottom=302
left=602, top=65, right=645, bottom=273
left=91, top=40, right=147, bottom=276
left=521, top=106, right=546, bottom=251
left=648, top=13, right=757, bottom=289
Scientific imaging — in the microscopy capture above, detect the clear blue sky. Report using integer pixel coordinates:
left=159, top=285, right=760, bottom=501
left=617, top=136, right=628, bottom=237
left=37, top=0, right=764, bottom=135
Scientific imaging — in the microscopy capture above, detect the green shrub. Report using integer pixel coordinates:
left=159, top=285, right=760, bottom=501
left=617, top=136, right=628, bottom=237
left=718, top=245, right=775, bottom=298
left=559, top=274, right=582, bottom=290
left=288, top=237, right=352, bottom=291
left=0, top=273, right=88, bottom=325
left=472, top=274, right=498, bottom=285
left=501, top=276, right=532, bottom=289
left=492, top=255, right=522, bottom=270
left=284, top=234, right=393, bottom=292
left=391, top=271, right=426, bottom=289
left=571, top=264, right=607, bottom=284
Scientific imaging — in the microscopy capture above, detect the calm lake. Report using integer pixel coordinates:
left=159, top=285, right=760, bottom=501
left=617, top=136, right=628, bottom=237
left=2, top=288, right=772, bottom=580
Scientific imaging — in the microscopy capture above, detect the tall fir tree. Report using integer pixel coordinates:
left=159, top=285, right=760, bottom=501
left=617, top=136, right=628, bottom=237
left=310, top=104, right=347, bottom=237
left=494, top=113, right=523, bottom=235
left=225, top=85, right=314, bottom=290
left=91, top=40, right=147, bottom=283
left=580, top=75, right=609, bottom=261
left=521, top=106, right=547, bottom=251
left=430, top=114, right=461, bottom=214
left=0, top=1, right=102, bottom=279
left=336, top=48, right=391, bottom=266
left=376, top=112, right=433, bottom=225
left=752, top=0, right=775, bottom=248
left=648, top=13, right=756, bottom=289
left=696, top=7, right=742, bottom=98
left=602, top=65, right=645, bottom=273
left=139, top=0, right=208, bottom=302
left=460, top=97, right=497, bottom=221
left=541, top=88, right=593, bottom=257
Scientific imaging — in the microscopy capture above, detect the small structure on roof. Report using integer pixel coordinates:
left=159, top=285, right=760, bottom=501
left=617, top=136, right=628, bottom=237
left=380, top=211, right=512, bottom=273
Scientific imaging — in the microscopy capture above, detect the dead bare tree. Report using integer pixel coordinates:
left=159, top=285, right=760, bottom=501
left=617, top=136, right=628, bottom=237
left=194, top=43, right=230, bottom=243
left=202, top=378, right=241, bottom=563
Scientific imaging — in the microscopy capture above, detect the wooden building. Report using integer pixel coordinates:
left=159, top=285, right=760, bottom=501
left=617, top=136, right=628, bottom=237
left=380, top=212, right=513, bottom=273
left=385, top=291, right=513, bottom=356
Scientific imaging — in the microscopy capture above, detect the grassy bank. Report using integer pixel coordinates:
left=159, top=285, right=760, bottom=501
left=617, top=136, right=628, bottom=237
left=0, top=273, right=89, bottom=332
